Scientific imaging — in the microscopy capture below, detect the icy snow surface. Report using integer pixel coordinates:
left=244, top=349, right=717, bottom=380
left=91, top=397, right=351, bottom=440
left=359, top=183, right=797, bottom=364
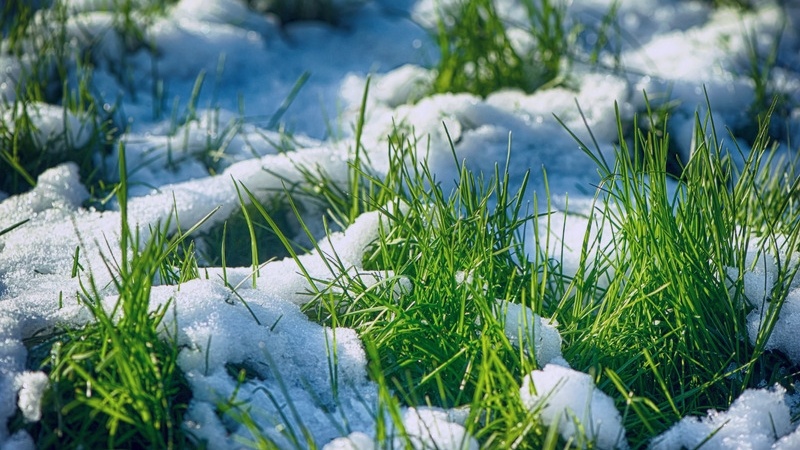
left=520, top=364, right=628, bottom=449
left=650, top=386, right=796, bottom=450
left=1, top=0, right=800, bottom=448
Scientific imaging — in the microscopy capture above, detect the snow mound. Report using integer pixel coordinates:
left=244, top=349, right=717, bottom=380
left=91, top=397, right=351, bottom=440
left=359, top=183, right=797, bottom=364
left=400, top=407, right=478, bottom=450
left=651, top=386, right=796, bottom=450
left=520, top=364, right=628, bottom=449
left=165, top=278, right=377, bottom=448
left=495, top=300, right=565, bottom=367
left=726, top=250, right=800, bottom=365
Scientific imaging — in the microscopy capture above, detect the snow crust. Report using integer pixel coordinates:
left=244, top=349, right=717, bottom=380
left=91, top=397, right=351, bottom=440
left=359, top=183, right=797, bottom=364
left=651, top=386, right=798, bottom=450
left=13, top=372, right=48, bottom=423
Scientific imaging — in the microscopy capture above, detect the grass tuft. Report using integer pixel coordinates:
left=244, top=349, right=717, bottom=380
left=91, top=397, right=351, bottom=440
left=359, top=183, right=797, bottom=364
left=432, top=0, right=576, bottom=97
left=553, top=97, right=800, bottom=446
left=15, top=145, right=208, bottom=448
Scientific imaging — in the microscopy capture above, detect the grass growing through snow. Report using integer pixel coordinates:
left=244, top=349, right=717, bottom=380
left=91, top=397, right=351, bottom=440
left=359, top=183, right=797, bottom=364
left=432, top=0, right=577, bottom=96
left=250, top=92, right=799, bottom=448
left=4, top=1, right=799, bottom=448
left=0, top=0, right=178, bottom=196
left=553, top=100, right=800, bottom=446
left=14, top=148, right=207, bottom=448
left=251, top=127, right=556, bottom=448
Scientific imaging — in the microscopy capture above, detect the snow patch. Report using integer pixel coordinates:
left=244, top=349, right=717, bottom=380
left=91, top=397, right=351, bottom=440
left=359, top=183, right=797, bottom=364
left=495, top=300, right=565, bottom=367
left=13, top=372, right=48, bottom=422
left=651, top=386, right=795, bottom=450
left=520, top=364, right=628, bottom=449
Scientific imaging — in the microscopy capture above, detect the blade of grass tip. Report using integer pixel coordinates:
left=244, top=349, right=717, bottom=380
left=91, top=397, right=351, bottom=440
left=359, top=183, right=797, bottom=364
left=71, top=246, right=83, bottom=278
left=224, top=285, right=262, bottom=326
left=0, top=218, right=29, bottom=237
left=221, top=220, right=228, bottom=285
left=350, top=75, right=371, bottom=223
left=701, top=86, right=721, bottom=155
left=118, top=141, right=130, bottom=271
left=238, top=182, right=320, bottom=292
left=232, top=178, right=260, bottom=288
left=267, top=71, right=311, bottom=130
left=442, top=121, right=462, bottom=173
left=579, top=99, right=609, bottom=168
left=187, top=69, right=206, bottom=123
left=163, top=205, right=220, bottom=257
left=553, top=112, right=608, bottom=176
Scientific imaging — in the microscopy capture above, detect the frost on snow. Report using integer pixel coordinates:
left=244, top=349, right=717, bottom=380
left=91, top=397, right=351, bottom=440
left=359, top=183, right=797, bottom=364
left=651, top=386, right=799, bottom=450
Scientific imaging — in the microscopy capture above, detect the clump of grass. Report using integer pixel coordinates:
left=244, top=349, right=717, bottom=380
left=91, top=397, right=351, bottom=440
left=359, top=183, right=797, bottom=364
left=14, top=148, right=207, bottom=448
left=432, top=0, right=576, bottom=97
left=253, top=121, right=563, bottom=446
left=255, top=84, right=800, bottom=448
left=0, top=66, right=112, bottom=195
left=554, top=99, right=800, bottom=446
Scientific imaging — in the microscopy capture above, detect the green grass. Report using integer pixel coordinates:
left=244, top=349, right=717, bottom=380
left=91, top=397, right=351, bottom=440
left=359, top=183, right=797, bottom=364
left=552, top=99, right=800, bottom=446
left=432, top=0, right=577, bottom=97
left=0, top=0, right=179, bottom=197
left=247, top=126, right=556, bottom=448
left=17, top=96, right=798, bottom=448
left=4, top=0, right=800, bottom=448
left=242, top=89, right=799, bottom=448
left=14, top=146, right=208, bottom=449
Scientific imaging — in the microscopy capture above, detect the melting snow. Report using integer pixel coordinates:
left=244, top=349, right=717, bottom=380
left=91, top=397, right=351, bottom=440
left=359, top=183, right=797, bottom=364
left=1, top=0, right=799, bottom=448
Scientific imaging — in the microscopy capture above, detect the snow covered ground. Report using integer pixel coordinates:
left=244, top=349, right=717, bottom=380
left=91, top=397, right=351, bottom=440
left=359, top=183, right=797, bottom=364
left=1, top=0, right=800, bottom=448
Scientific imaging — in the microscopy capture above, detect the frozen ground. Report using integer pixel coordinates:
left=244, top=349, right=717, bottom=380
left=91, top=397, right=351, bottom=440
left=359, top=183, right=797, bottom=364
left=1, top=0, right=800, bottom=448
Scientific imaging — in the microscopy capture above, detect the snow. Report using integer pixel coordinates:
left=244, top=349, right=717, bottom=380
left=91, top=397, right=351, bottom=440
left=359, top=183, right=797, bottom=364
left=725, top=249, right=800, bottom=366
left=1, top=0, right=799, bottom=448
left=13, top=372, right=48, bottom=423
left=520, top=364, right=627, bottom=449
left=496, top=300, right=565, bottom=367
left=651, top=386, right=796, bottom=450
left=168, top=279, right=377, bottom=447
left=324, top=408, right=478, bottom=450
